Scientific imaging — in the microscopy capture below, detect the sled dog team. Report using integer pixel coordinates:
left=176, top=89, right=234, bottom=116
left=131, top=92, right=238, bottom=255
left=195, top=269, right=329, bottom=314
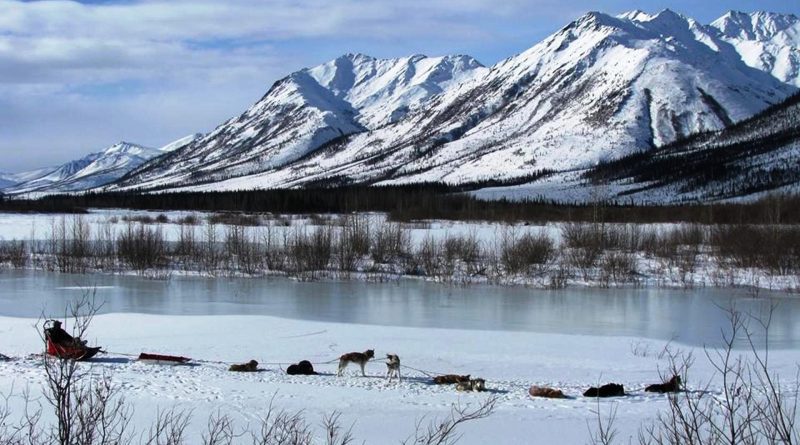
left=230, top=348, right=681, bottom=397
left=227, top=348, right=488, bottom=392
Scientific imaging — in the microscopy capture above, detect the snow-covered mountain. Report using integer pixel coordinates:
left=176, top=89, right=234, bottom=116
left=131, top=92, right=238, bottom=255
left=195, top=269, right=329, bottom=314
left=113, top=54, right=486, bottom=190
left=4, top=135, right=199, bottom=195
left=480, top=90, right=800, bottom=204
left=111, top=9, right=795, bottom=193
left=0, top=173, right=18, bottom=189
left=710, top=11, right=800, bottom=86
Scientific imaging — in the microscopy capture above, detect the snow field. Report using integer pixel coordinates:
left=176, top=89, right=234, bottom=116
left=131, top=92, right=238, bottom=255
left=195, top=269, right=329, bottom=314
left=2, top=313, right=798, bottom=444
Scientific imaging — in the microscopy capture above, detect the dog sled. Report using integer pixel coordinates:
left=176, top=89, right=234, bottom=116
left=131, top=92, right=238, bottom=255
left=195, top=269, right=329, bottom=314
left=137, top=352, right=192, bottom=365
left=44, top=320, right=102, bottom=361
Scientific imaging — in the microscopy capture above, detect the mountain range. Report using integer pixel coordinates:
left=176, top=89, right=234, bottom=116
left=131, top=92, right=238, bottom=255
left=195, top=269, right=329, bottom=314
left=3, top=9, right=799, bottom=203
left=2, top=135, right=199, bottom=196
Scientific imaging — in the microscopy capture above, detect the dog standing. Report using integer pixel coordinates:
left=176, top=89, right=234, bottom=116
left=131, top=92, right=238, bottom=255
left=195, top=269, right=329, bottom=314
left=337, top=349, right=374, bottom=376
left=385, top=354, right=401, bottom=382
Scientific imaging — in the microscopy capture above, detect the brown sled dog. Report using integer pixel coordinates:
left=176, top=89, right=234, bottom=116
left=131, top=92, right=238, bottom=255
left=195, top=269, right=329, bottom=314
left=529, top=386, right=566, bottom=399
left=433, top=374, right=471, bottom=385
left=645, top=375, right=681, bottom=393
left=229, top=360, right=258, bottom=372
left=337, top=349, right=374, bottom=376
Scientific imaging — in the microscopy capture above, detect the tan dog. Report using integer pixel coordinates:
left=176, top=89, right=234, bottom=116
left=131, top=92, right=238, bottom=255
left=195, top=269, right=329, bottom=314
left=433, top=374, right=471, bottom=385
left=385, top=354, right=401, bottom=382
left=337, top=349, right=374, bottom=376
left=529, top=386, right=566, bottom=399
left=456, top=378, right=486, bottom=392
left=229, top=360, right=258, bottom=372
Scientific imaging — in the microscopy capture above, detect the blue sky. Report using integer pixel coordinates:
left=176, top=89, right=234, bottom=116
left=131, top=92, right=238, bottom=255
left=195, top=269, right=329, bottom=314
left=1, top=0, right=798, bottom=172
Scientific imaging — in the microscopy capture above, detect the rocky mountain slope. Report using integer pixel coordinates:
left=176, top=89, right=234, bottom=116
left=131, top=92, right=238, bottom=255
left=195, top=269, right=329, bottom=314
left=472, top=91, right=800, bottom=204
left=585, top=91, right=800, bottom=202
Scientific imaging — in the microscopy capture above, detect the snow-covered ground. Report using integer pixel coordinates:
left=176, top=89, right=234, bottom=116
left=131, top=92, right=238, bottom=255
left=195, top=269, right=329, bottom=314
left=1, top=313, right=797, bottom=444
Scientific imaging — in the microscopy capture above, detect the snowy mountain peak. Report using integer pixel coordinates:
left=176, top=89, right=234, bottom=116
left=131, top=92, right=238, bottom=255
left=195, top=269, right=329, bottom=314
left=306, top=53, right=486, bottom=126
left=617, top=10, right=654, bottom=22
left=570, top=11, right=621, bottom=30
left=103, top=141, right=157, bottom=156
left=645, top=9, right=694, bottom=27
left=158, top=133, right=202, bottom=152
left=712, top=11, right=799, bottom=41
left=710, top=11, right=800, bottom=87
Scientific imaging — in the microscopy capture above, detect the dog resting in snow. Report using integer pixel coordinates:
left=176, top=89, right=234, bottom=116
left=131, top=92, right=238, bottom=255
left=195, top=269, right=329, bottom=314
left=286, top=360, right=317, bottom=375
left=337, top=349, right=374, bottom=377
left=433, top=374, right=471, bottom=385
left=645, top=375, right=681, bottom=393
left=583, top=383, right=625, bottom=397
left=456, top=378, right=486, bottom=392
left=385, top=354, right=401, bottom=382
left=529, top=386, right=566, bottom=399
left=229, top=360, right=258, bottom=372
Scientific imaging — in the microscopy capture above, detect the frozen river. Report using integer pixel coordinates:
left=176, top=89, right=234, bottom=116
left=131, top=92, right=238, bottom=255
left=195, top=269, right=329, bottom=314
left=1, top=270, right=798, bottom=348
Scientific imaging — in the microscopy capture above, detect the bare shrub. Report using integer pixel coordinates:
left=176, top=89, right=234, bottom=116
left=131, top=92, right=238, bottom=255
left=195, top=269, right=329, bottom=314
left=372, top=221, right=409, bottom=264
left=38, top=293, right=134, bottom=445
left=0, top=240, right=27, bottom=268
left=342, top=215, right=370, bottom=257
left=587, top=399, right=618, bottom=445
left=91, top=224, right=115, bottom=271
left=599, top=251, right=637, bottom=286
left=440, top=232, right=481, bottom=276
left=288, top=226, right=332, bottom=277
left=173, top=223, right=198, bottom=270
left=201, top=411, right=236, bottom=445
left=562, top=223, right=605, bottom=280
left=548, top=253, right=570, bottom=289
left=200, top=222, right=222, bottom=273
left=208, top=213, right=261, bottom=227
left=117, top=223, right=168, bottom=273
left=121, top=215, right=154, bottom=224
left=500, top=229, right=555, bottom=276
left=262, top=224, right=287, bottom=272
left=418, top=236, right=441, bottom=277
left=49, top=216, right=92, bottom=274
left=142, top=408, right=192, bottom=445
left=713, top=224, right=800, bottom=276
left=402, top=396, right=497, bottom=445
left=334, top=216, right=375, bottom=275
left=177, top=214, right=200, bottom=225
left=634, top=304, right=800, bottom=445
left=224, top=225, right=263, bottom=275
